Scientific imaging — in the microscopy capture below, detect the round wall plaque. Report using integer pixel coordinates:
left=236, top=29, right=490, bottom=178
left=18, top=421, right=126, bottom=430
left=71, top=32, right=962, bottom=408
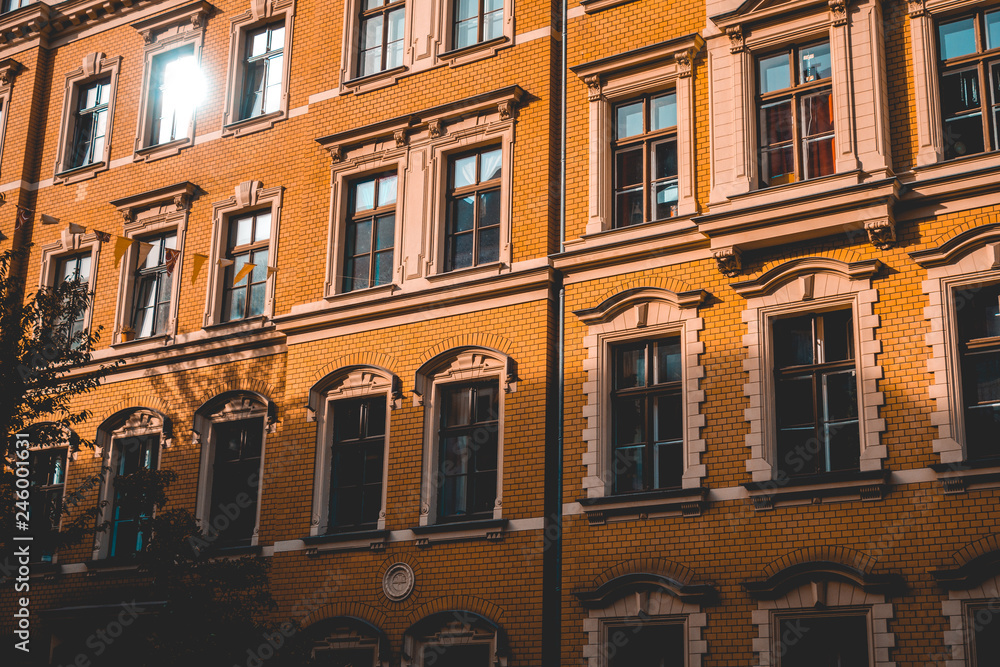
left=382, top=562, right=415, bottom=601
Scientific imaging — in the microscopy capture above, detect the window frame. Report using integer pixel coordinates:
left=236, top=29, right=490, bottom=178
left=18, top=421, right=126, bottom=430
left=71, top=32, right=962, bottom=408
left=573, top=35, right=702, bottom=236
left=438, top=0, right=513, bottom=66
left=342, top=170, right=399, bottom=293
left=443, top=144, right=503, bottom=272
left=435, top=380, right=500, bottom=521
left=356, top=0, right=406, bottom=79
left=93, top=409, right=170, bottom=561
left=769, top=609, right=873, bottom=666
left=38, top=231, right=101, bottom=344
left=414, top=347, right=515, bottom=527
left=193, top=393, right=274, bottom=550
left=732, top=259, right=886, bottom=486
left=53, top=52, right=121, bottom=185
left=221, top=208, right=272, bottom=323
left=204, top=180, right=283, bottom=328
left=131, top=3, right=209, bottom=162
left=130, top=230, right=178, bottom=339
left=308, top=366, right=399, bottom=537
left=221, top=0, right=296, bottom=138
left=110, top=185, right=194, bottom=347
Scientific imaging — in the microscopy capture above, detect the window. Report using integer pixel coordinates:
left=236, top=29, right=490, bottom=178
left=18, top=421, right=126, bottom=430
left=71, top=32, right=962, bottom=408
left=357, top=0, right=404, bottom=78
left=609, top=338, right=683, bottom=493
left=29, top=447, right=66, bottom=561
left=222, top=210, right=270, bottom=322
left=54, top=53, right=121, bottom=184
left=108, top=434, right=159, bottom=559
left=970, top=603, right=1000, bottom=664
left=131, top=232, right=177, bottom=339
left=404, top=612, right=508, bottom=667
left=222, top=0, right=295, bottom=137
left=147, top=45, right=197, bottom=147
left=613, top=92, right=678, bottom=228
left=437, top=381, right=499, bottom=520
left=756, top=41, right=834, bottom=187
left=775, top=614, right=869, bottom=666
left=240, top=22, right=284, bottom=120
left=194, top=393, right=271, bottom=549
left=445, top=146, right=502, bottom=272
left=937, top=9, right=1000, bottom=159
left=306, top=618, right=387, bottom=665
left=329, top=396, right=386, bottom=530
left=606, top=622, right=684, bottom=667
left=205, top=180, right=282, bottom=326
left=69, top=78, right=110, bottom=170
left=772, top=309, right=860, bottom=477
left=954, top=281, right=1000, bottom=463
left=453, top=0, right=502, bottom=49
left=343, top=173, right=396, bottom=293
left=208, top=417, right=263, bottom=547
left=56, top=253, right=92, bottom=340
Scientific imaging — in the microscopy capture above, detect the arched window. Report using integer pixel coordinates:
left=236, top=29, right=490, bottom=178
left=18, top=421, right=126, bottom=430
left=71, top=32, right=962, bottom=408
left=194, top=392, right=276, bottom=550
left=302, top=616, right=390, bottom=667
left=403, top=611, right=509, bottom=667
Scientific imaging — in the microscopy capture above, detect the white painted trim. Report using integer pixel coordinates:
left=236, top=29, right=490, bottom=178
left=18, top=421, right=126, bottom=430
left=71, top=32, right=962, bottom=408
left=584, top=594, right=707, bottom=667
left=942, top=574, right=1000, bottom=666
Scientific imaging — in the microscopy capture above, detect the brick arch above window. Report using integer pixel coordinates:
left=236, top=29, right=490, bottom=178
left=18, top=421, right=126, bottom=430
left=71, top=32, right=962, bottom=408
left=412, top=345, right=517, bottom=407
left=402, top=608, right=509, bottom=667
left=297, top=613, right=391, bottom=667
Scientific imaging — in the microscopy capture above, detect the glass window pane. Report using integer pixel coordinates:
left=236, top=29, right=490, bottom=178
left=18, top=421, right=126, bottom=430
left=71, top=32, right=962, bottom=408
left=614, top=397, right=644, bottom=445
left=353, top=178, right=376, bottom=212
left=615, top=147, right=643, bottom=188
left=270, top=25, right=285, bottom=50
left=776, top=376, right=815, bottom=427
left=799, top=41, right=831, bottom=82
left=612, top=445, right=643, bottom=493
left=822, top=309, right=854, bottom=362
left=477, top=226, right=499, bottom=265
left=479, top=148, right=502, bottom=181
left=253, top=213, right=270, bottom=242
left=452, top=154, right=477, bottom=188
left=615, top=189, right=643, bottom=228
left=227, top=286, right=246, bottom=321
left=452, top=196, right=475, bottom=232
left=377, top=174, right=398, bottom=206
left=654, top=393, right=682, bottom=442
left=824, top=370, right=858, bottom=421
left=780, top=616, right=869, bottom=667
left=248, top=283, right=266, bottom=317
left=939, top=17, right=977, bottom=60
left=653, top=139, right=677, bottom=179
left=774, top=314, right=814, bottom=367
left=374, top=249, right=393, bottom=286
left=249, top=29, right=269, bottom=57
left=616, top=101, right=643, bottom=139
left=944, top=113, right=986, bottom=158
left=615, top=342, right=646, bottom=388
left=354, top=219, right=373, bottom=254
left=655, top=339, right=681, bottom=383
left=987, top=10, right=1000, bottom=50
left=651, top=92, right=676, bottom=130
left=607, top=624, right=684, bottom=667
left=761, top=99, right=794, bottom=144
left=376, top=214, right=395, bottom=250
left=361, top=15, right=383, bottom=50
left=455, top=18, right=477, bottom=48
left=484, top=8, right=503, bottom=40
left=801, top=91, right=834, bottom=137
left=758, top=52, right=791, bottom=93
left=388, top=8, right=405, bottom=42
left=653, top=183, right=678, bottom=220
left=478, top=189, right=500, bottom=228
left=449, top=232, right=474, bottom=270
left=234, top=215, right=253, bottom=246
left=456, top=0, right=477, bottom=20
left=942, top=68, right=982, bottom=114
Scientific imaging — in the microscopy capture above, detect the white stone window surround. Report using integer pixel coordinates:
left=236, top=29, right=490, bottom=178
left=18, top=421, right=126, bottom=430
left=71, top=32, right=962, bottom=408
left=583, top=599, right=708, bottom=667
left=571, top=34, right=704, bottom=236
left=942, top=588, right=1000, bottom=667
left=751, top=586, right=896, bottom=667
left=412, top=347, right=517, bottom=526
left=401, top=612, right=509, bottom=667
left=309, top=618, right=389, bottom=666
left=338, top=0, right=409, bottom=95
left=203, top=179, right=283, bottom=327
left=52, top=52, right=122, bottom=185
left=131, top=1, right=211, bottom=162
left=732, top=258, right=886, bottom=483
left=38, top=230, right=102, bottom=337
left=221, top=0, right=296, bottom=138
left=192, top=392, right=275, bottom=549
left=436, top=0, right=515, bottom=67
left=325, top=155, right=407, bottom=297
left=913, top=227, right=1000, bottom=466
left=317, top=86, right=522, bottom=289
left=307, top=366, right=401, bottom=536
left=92, top=408, right=172, bottom=560
left=706, top=0, right=893, bottom=206
left=575, top=287, right=708, bottom=498
left=109, top=182, right=198, bottom=344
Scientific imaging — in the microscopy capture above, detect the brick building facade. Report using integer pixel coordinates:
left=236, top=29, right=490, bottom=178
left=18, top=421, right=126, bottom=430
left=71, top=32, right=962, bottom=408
left=1, top=0, right=1000, bottom=663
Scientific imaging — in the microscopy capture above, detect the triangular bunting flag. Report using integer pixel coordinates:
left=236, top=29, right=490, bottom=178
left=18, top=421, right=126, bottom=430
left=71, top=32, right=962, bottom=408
left=68, top=222, right=86, bottom=234
left=14, top=205, right=32, bottom=230
left=266, top=266, right=279, bottom=279
left=113, top=236, right=133, bottom=267
left=192, top=253, right=209, bottom=284
left=163, top=248, right=181, bottom=276
left=217, top=258, right=234, bottom=267
left=94, top=230, right=112, bottom=243
left=232, top=263, right=255, bottom=286
left=41, top=215, right=60, bottom=225
left=136, top=242, right=155, bottom=267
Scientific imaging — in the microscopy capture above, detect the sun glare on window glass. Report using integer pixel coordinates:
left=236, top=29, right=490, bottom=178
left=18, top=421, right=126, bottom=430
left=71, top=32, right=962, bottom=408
left=158, top=54, right=205, bottom=144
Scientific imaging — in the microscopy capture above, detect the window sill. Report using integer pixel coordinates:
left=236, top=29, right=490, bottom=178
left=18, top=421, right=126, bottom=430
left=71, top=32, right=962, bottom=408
left=133, top=136, right=193, bottom=163
left=577, top=487, right=707, bottom=525
left=930, top=459, right=1000, bottom=494
left=439, top=36, right=510, bottom=68
left=342, top=65, right=408, bottom=95
left=743, top=469, right=890, bottom=511
left=203, top=316, right=275, bottom=336
left=901, top=150, right=1000, bottom=209
left=324, top=282, right=397, bottom=304
left=54, top=160, right=107, bottom=185
left=579, top=0, right=638, bottom=12
left=110, top=333, right=170, bottom=351
left=409, top=517, right=508, bottom=545
left=303, top=529, right=389, bottom=554
left=223, top=109, right=285, bottom=138
left=211, top=544, right=263, bottom=558
left=426, top=261, right=505, bottom=284
left=556, top=215, right=701, bottom=271
left=83, top=558, right=143, bottom=576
